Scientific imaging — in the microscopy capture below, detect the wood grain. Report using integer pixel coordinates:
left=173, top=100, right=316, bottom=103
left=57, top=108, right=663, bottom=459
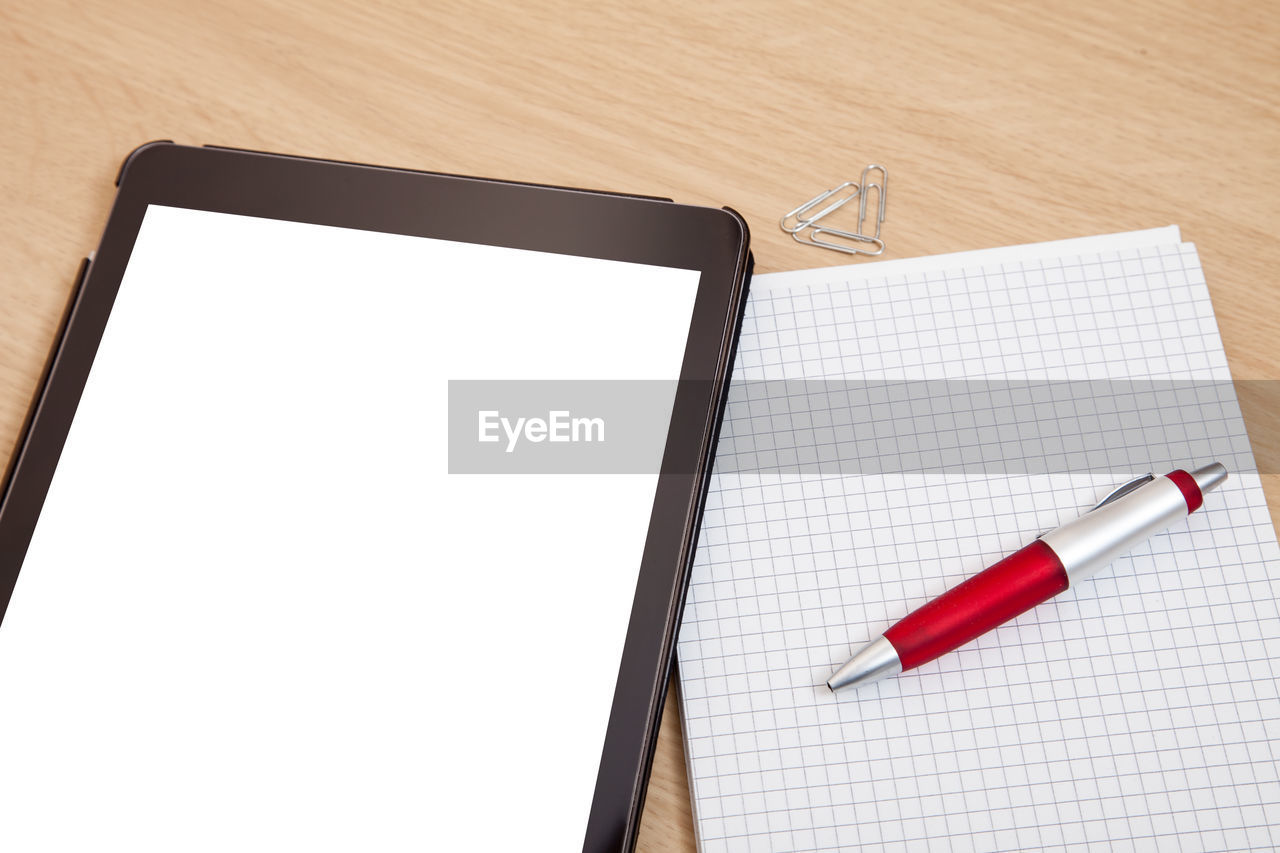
left=1, top=2, right=1276, bottom=849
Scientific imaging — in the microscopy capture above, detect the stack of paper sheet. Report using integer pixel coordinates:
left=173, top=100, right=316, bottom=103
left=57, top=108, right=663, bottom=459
left=676, top=227, right=1280, bottom=852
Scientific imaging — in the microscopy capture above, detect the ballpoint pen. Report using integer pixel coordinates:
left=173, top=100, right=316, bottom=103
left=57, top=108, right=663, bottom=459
left=828, top=462, right=1229, bottom=693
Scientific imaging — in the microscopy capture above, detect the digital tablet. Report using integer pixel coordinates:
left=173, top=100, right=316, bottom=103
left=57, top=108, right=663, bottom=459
left=0, top=144, right=751, bottom=852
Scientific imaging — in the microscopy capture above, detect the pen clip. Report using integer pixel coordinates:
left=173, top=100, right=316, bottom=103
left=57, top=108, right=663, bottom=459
left=1035, top=473, right=1158, bottom=539
left=1091, top=473, right=1155, bottom=511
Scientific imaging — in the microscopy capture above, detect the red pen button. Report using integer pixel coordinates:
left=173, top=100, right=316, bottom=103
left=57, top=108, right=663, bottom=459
left=1165, top=469, right=1204, bottom=513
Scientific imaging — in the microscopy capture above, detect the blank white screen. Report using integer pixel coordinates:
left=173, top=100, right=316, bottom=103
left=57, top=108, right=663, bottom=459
left=0, top=206, right=700, bottom=851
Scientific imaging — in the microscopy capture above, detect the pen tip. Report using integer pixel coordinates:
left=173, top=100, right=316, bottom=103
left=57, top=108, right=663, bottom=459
left=827, top=635, right=903, bottom=693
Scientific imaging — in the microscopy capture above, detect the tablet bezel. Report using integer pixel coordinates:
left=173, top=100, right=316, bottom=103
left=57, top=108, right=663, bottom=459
left=0, top=143, right=751, bottom=853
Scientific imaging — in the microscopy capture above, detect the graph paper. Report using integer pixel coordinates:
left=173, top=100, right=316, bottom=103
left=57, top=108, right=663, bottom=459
left=676, top=230, right=1280, bottom=852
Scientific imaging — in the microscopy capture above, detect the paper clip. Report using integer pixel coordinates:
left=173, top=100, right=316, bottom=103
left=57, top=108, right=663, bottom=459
left=793, top=223, right=885, bottom=256
left=779, top=180, right=861, bottom=234
left=857, top=165, right=888, bottom=240
left=780, top=164, right=890, bottom=256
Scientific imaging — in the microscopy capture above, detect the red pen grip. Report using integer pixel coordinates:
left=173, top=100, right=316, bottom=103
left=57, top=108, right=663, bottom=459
left=884, top=539, right=1069, bottom=671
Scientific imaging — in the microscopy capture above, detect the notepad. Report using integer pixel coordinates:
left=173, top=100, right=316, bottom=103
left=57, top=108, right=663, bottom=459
left=675, top=227, right=1280, bottom=852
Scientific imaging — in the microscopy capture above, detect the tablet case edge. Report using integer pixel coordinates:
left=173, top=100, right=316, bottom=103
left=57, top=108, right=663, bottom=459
left=617, top=225, right=753, bottom=853
left=117, top=140, right=678, bottom=206
left=0, top=256, right=93, bottom=617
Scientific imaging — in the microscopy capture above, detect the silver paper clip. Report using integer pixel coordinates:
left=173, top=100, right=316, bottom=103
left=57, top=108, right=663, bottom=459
left=779, top=180, right=861, bottom=234
left=857, top=165, right=888, bottom=240
left=793, top=224, right=885, bottom=256
left=781, top=165, right=890, bottom=256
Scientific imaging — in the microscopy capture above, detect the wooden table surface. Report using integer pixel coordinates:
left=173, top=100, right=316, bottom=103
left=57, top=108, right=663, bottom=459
left=2, top=1, right=1277, bottom=849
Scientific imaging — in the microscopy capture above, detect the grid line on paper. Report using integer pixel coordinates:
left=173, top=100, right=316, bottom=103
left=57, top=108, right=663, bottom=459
left=676, top=240, right=1280, bottom=853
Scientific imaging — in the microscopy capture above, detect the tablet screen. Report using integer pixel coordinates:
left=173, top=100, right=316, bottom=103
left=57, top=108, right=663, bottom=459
left=0, top=205, right=699, bottom=849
